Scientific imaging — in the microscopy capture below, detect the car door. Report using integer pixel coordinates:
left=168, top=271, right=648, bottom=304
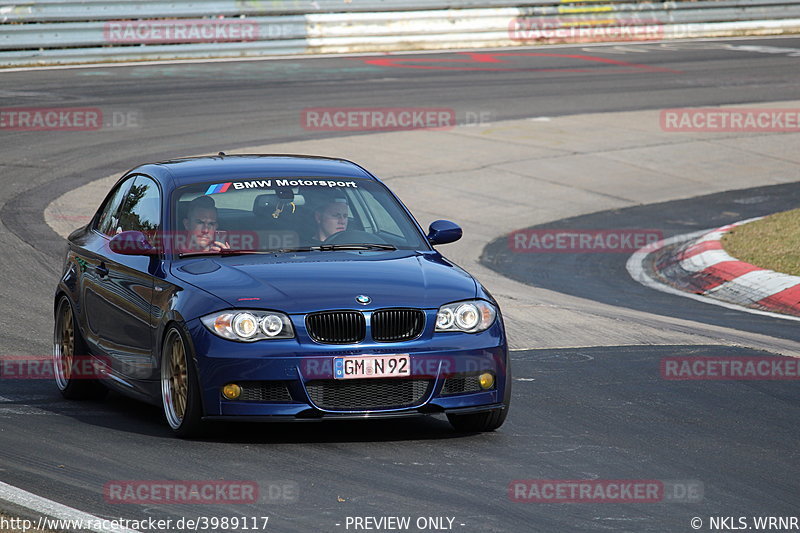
left=83, top=174, right=162, bottom=380
left=74, top=176, right=133, bottom=354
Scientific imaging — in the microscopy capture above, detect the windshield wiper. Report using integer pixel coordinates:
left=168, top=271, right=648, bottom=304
left=314, top=243, right=397, bottom=251
left=178, top=244, right=396, bottom=257
left=177, top=249, right=276, bottom=258
left=270, top=247, right=316, bottom=253
left=263, top=244, right=396, bottom=253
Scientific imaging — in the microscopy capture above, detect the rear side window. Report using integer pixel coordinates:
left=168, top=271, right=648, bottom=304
left=116, top=175, right=161, bottom=239
left=95, top=177, right=134, bottom=237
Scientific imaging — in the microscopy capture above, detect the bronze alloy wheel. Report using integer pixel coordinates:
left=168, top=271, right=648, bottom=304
left=52, top=296, right=106, bottom=400
left=160, top=326, right=203, bottom=437
left=53, top=298, right=74, bottom=391
left=161, top=328, right=189, bottom=429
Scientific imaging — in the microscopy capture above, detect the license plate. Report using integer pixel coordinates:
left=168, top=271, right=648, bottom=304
left=334, top=354, right=410, bottom=380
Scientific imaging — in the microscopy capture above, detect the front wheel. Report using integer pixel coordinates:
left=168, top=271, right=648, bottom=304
left=447, top=406, right=508, bottom=432
left=53, top=296, right=107, bottom=400
left=160, top=326, right=204, bottom=438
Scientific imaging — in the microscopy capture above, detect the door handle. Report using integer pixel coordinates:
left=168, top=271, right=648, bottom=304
left=95, top=262, right=109, bottom=277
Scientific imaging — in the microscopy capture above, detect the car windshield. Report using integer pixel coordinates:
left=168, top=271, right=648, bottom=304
left=171, top=177, right=429, bottom=254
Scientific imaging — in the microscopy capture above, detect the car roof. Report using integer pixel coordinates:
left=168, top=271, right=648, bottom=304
left=136, top=154, right=377, bottom=187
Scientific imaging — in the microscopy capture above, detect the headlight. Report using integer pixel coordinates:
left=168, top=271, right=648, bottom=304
left=233, top=313, right=259, bottom=339
left=435, top=300, right=496, bottom=333
left=201, top=310, right=294, bottom=342
left=436, top=307, right=455, bottom=330
left=260, top=315, right=284, bottom=337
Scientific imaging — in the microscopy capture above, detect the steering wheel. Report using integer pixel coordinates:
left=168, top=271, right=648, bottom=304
left=323, top=230, right=389, bottom=245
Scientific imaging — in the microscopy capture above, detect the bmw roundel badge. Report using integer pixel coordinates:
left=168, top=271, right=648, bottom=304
left=356, top=295, right=371, bottom=305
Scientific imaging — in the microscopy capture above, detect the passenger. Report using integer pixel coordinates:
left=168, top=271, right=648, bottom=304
left=181, top=195, right=230, bottom=252
left=312, top=197, right=349, bottom=243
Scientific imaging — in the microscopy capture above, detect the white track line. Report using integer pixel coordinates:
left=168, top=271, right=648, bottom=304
left=626, top=228, right=800, bottom=323
left=0, top=481, right=140, bottom=533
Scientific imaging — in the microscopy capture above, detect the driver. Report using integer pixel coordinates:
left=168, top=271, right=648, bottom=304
left=181, top=195, right=230, bottom=252
left=313, top=196, right=349, bottom=243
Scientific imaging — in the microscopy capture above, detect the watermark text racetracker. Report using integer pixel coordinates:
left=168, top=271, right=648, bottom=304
left=111, top=230, right=267, bottom=254
left=508, top=17, right=664, bottom=43
left=103, top=480, right=298, bottom=504
left=301, top=355, right=495, bottom=379
left=509, top=479, right=703, bottom=503
left=301, top=108, right=493, bottom=132
left=103, top=19, right=269, bottom=44
left=0, top=107, right=141, bottom=131
left=661, top=108, right=800, bottom=132
left=661, top=356, right=800, bottom=380
left=510, top=229, right=662, bottom=253
left=0, top=355, right=110, bottom=380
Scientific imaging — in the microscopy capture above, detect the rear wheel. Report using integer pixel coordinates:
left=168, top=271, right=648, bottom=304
left=447, top=406, right=508, bottom=432
left=53, top=296, right=107, bottom=400
left=160, top=326, right=204, bottom=438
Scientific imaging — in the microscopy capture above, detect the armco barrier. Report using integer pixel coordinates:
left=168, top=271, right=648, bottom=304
left=1, top=1, right=800, bottom=67
left=1, top=0, right=795, bottom=22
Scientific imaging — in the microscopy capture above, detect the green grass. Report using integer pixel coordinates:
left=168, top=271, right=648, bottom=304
left=721, top=208, right=800, bottom=276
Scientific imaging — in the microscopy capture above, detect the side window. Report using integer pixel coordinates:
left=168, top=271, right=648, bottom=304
left=116, top=175, right=161, bottom=239
left=95, top=177, right=134, bottom=237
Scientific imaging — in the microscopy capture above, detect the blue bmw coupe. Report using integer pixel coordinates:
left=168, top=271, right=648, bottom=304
left=54, top=155, right=510, bottom=437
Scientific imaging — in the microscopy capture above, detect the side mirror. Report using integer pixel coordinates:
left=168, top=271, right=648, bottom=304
left=109, top=231, right=156, bottom=255
left=427, top=220, right=462, bottom=246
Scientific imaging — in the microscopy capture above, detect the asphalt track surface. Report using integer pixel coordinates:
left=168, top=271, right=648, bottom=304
left=2, top=38, right=800, bottom=532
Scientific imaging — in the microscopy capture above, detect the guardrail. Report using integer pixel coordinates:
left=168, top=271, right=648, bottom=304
left=2, top=1, right=800, bottom=67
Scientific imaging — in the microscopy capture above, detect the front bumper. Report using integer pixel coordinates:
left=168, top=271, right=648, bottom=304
left=186, top=315, right=509, bottom=419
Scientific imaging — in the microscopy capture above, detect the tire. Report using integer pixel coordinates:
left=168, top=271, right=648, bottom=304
left=53, top=296, right=108, bottom=400
left=160, top=325, right=204, bottom=438
left=447, top=406, right=508, bottom=432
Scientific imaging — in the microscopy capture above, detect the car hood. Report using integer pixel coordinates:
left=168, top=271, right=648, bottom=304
left=171, top=251, right=477, bottom=314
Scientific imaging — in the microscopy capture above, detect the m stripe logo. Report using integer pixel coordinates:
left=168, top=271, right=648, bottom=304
left=205, top=182, right=232, bottom=194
